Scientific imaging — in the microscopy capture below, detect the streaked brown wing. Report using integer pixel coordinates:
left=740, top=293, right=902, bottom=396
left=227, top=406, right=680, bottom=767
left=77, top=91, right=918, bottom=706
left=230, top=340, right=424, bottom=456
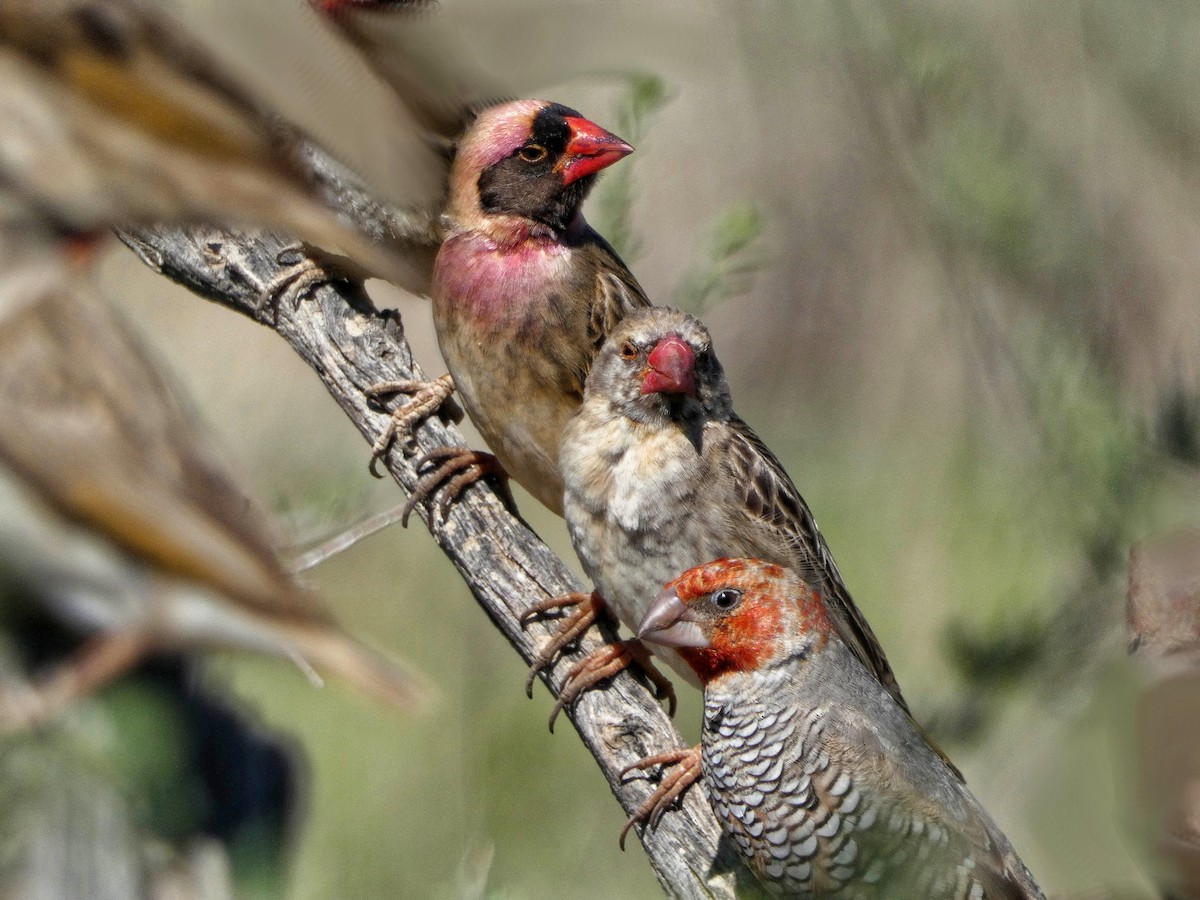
left=582, top=238, right=651, bottom=381
left=719, top=414, right=910, bottom=713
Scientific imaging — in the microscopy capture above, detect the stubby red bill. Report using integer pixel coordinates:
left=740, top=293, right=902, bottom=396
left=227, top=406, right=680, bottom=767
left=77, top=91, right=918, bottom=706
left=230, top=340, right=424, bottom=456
left=560, top=116, right=634, bottom=186
left=641, top=334, right=697, bottom=395
left=637, top=587, right=709, bottom=648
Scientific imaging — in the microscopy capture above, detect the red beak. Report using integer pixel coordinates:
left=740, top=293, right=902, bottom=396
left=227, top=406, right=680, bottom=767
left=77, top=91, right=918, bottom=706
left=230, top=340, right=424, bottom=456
left=560, top=116, right=634, bottom=186
left=641, top=335, right=696, bottom=396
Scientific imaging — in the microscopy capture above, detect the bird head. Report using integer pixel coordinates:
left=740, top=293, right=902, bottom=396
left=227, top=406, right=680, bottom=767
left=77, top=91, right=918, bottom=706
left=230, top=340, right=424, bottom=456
left=586, top=307, right=731, bottom=426
left=637, top=558, right=834, bottom=684
left=450, top=100, right=632, bottom=233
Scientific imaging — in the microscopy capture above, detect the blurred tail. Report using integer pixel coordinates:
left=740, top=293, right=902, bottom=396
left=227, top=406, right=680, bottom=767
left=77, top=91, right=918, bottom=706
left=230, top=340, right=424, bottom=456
left=276, top=621, right=428, bottom=713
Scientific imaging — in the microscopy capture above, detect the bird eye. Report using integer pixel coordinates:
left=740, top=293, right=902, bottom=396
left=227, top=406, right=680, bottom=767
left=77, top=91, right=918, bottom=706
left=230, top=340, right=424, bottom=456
left=712, top=589, right=742, bottom=611
left=519, top=144, right=548, bottom=163
left=618, top=341, right=638, bottom=360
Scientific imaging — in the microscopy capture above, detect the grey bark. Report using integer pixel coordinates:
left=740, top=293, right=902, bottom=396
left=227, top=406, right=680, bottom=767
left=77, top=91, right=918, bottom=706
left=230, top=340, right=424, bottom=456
left=117, top=168, right=751, bottom=897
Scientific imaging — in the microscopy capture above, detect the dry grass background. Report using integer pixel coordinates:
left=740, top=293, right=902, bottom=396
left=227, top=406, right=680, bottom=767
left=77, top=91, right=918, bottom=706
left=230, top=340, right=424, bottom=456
left=66, top=0, right=1200, bottom=895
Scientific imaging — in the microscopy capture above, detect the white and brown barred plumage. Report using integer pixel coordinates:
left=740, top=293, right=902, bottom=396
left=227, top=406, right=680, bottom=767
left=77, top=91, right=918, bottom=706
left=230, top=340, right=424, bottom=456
left=639, top=558, right=1044, bottom=899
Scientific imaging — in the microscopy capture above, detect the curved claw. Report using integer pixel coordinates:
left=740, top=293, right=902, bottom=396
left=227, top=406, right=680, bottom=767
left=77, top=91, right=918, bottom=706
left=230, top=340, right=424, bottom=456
left=261, top=252, right=337, bottom=311
left=547, top=641, right=636, bottom=733
left=367, top=374, right=457, bottom=476
left=617, top=745, right=703, bottom=851
left=520, top=592, right=603, bottom=698
left=398, top=447, right=515, bottom=527
left=543, top=636, right=677, bottom=732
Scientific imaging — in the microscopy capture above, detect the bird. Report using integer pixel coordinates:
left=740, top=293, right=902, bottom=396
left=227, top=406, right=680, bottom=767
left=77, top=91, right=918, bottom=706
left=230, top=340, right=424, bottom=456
left=637, top=557, right=1046, bottom=899
left=0, top=238, right=424, bottom=728
left=555, top=306, right=903, bottom=708
left=0, top=0, right=423, bottom=292
left=424, top=98, right=645, bottom=514
left=552, top=305, right=929, bottom=835
left=0, top=0, right=429, bottom=725
left=305, top=1, right=651, bottom=517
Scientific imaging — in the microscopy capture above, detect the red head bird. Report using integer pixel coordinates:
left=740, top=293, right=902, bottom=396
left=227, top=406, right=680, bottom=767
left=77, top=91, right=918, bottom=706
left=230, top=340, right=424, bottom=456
left=638, top=558, right=1046, bottom=899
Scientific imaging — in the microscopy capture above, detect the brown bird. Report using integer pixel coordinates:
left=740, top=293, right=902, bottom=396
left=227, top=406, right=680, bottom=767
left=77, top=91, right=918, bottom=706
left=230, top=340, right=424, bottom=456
left=0, top=236, right=423, bottom=727
left=425, top=99, right=644, bottom=513
left=555, top=306, right=902, bottom=711
left=0, top=0, right=421, bottom=290
left=638, top=558, right=1045, bottom=899
left=0, top=0, right=429, bottom=724
left=318, top=96, right=646, bottom=528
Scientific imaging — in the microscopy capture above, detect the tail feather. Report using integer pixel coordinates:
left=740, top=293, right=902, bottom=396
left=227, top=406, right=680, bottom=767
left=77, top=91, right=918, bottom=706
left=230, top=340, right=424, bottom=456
left=276, top=622, right=427, bottom=713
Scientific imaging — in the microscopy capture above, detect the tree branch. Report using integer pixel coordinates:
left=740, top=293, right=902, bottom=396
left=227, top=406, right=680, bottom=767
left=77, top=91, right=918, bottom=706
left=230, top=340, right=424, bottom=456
left=117, top=206, right=749, bottom=897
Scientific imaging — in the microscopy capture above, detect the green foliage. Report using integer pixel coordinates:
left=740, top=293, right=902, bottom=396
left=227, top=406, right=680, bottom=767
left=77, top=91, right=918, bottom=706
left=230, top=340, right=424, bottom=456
left=673, top=205, right=765, bottom=314
left=1156, top=384, right=1200, bottom=467
left=591, top=74, right=669, bottom=263
left=99, top=679, right=203, bottom=839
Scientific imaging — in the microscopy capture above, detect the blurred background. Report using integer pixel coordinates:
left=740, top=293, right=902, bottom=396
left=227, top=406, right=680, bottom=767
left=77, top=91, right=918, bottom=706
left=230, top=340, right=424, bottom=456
left=10, top=0, right=1200, bottom=896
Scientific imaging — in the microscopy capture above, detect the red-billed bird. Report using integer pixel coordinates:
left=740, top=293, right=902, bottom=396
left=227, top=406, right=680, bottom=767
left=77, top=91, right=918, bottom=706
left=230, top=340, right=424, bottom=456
left=427, top=99, right=646, bottom=513
left=638, top=558, right=1045, bottom=899
left=554, top=306, right=930, bottom=836
left=309, top=2, right=657, bottom=518
left=556, top=306, right=901, bottom=708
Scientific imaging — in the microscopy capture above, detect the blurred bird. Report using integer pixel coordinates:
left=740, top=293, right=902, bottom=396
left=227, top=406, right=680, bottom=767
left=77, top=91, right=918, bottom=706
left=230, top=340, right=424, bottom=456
left=1127, top=528, right=1200, bottom=896
left=0, top=240, right=423, bottom=727
left=0, top=0, right=423, bottom=290
left=637, top=558, right=1044, bottom=899
left=552, top=307, right=902, bottom=713
left=0, top=0, right=430, bottom=726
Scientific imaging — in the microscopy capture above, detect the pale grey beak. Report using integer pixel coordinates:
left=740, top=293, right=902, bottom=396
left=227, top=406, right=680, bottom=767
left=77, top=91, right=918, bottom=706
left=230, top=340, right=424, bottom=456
left=637, top=587, right=709, bottom=649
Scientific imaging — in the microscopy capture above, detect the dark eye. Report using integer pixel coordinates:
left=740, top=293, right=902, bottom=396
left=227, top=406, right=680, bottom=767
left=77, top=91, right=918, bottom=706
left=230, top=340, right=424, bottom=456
left=712, top=588, right=742, bottom=611
left=519, top=144, right=548, bottom=163
left=618, top=341, right=638, bottom=360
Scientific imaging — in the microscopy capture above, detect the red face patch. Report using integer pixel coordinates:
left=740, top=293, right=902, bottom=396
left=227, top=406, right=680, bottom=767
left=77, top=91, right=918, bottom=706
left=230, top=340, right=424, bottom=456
left=668, top=558, right=830, bottom=683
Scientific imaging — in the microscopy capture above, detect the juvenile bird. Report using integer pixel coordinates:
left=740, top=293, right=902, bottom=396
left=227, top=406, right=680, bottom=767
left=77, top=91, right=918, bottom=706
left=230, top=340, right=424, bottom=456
left=638, top=558, right=1045, bottom=899
left=554, top=306, right=901, bottom=709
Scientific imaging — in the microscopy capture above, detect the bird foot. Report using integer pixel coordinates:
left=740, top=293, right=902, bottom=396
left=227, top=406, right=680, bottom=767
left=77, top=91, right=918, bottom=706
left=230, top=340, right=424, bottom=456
left=260, top=246, right=354, bottom=310
left=520, top=590, right=614, bottom=697
left=398, top=447, right=517, bottom=527
left=367, top=373, right=460, bottom=474
left=545, top=638, right=676, bottom=733
left=618, top=745, right=703, bottom=850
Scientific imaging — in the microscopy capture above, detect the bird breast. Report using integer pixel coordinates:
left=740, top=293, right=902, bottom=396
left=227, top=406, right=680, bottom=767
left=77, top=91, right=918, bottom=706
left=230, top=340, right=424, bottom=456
left=703, top=663, right=995, bottom=899
left=561, top=412, right=720, bottom=631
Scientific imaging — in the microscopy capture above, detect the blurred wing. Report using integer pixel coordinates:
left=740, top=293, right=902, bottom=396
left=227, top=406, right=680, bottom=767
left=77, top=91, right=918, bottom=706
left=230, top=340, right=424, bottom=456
left=0, top=0, right=434, bottom=286
left=718, top=414, right=909, bottom=712
left=0, top=265, right=316, bottom=620
left=311, top=0, right=508, bottom=146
